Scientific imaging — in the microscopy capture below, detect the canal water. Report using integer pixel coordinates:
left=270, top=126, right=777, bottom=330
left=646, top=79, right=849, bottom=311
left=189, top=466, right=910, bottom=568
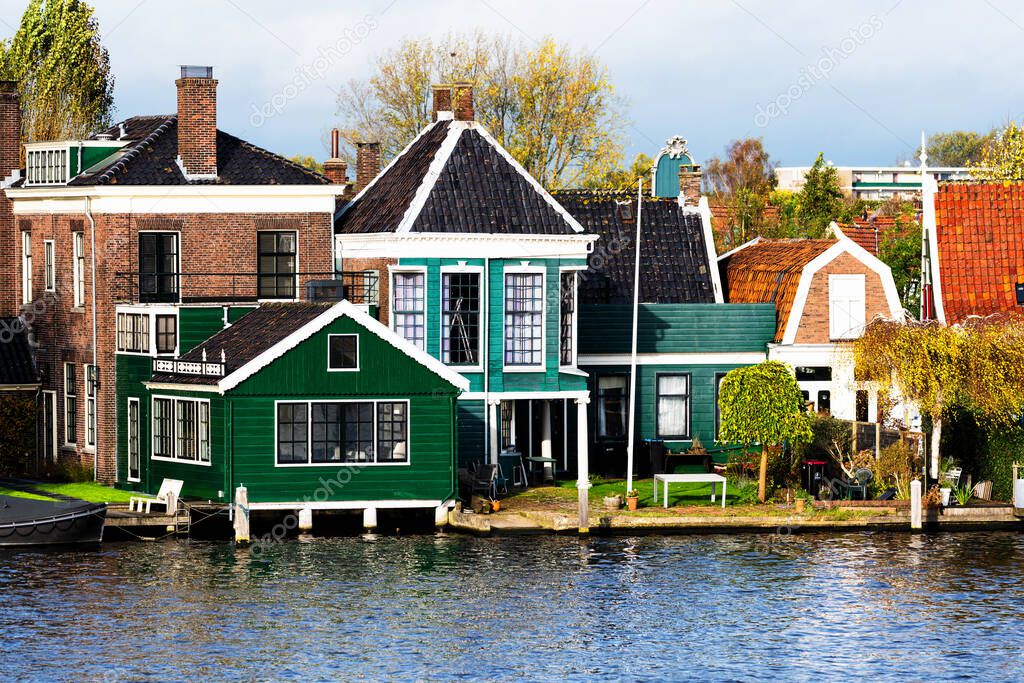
left=2, top=531, right=1023, bottom=681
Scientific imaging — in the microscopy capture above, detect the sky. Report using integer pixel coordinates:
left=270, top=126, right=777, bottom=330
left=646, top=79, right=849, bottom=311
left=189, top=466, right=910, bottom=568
left=1, top=0, right=1022, bottom=169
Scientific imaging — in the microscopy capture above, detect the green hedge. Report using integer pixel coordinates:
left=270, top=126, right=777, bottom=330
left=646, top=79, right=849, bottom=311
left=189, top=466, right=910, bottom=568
left=942, top=409, right=1024, bottom=502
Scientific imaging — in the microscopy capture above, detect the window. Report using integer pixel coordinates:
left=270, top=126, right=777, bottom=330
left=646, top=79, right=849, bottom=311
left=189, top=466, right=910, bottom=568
left=127, top=398, right=140, bottom=482
left=441, top=272, right=480, bottom=365
left=559, top=271, right=576, bottom=366
left=73, top=232, right=85, bottom=307
left=21, top=231, right=32, bottom=305
left=25, top=147, right=67, bottom=185
left=257, top=231, right=297, bottom=299
left=1017, top=283, right=1024, bottom=307
left=714, top=373, right=728, bottom=440
left=116, top=313, right=151, bottom=353
left=817, top=390, right=831, bottom=415
left=856, top=389, right=869, bottom=422
left=504, top=272, right=544, bottom=366
left=139, top=233, right=179, bottom=303
left=84, top=365, right=97, bottom=448
left=155, top=315, right=177, bottom=355
left=795, top=366, right=832, bottom=382
left=597, top=375, right=628, bottom=439
left=328, top=334, right=358, bottom=371
left=277, top=400, right=409, bottom=465
left=152, top=396, right=211, bottom=464
left=656, top=373, right=691, bottom=439
left=44, top=240, right=55, bottom=291
left=393, top=271, right=425, bottom=350
left=63, top=363, right=76, bottom=445
left=828, top=274, right=866, bottom=340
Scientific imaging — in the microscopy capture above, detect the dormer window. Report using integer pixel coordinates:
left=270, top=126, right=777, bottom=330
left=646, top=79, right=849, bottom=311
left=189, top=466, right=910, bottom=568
left=26, top=147, right=68, bottom=185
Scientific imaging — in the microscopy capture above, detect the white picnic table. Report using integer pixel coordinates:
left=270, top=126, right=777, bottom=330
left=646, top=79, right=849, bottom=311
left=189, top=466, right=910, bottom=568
left=653, top=473, right=728, bottom=509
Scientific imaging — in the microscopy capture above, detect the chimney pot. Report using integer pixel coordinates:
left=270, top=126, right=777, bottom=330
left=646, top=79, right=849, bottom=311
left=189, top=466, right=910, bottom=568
left=453, top=82, right=474, bottom=122
left=432, top=84, right=453, bottom=121
left=176, top=65, right=218, bottom=177
left=323, top=128, right=349, bottom=186
left=355, top=141, right=381, bottom=194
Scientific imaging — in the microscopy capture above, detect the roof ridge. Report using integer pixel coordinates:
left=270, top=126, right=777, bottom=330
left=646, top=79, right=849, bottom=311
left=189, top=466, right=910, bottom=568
left=220, top=130, right=329, bottom=184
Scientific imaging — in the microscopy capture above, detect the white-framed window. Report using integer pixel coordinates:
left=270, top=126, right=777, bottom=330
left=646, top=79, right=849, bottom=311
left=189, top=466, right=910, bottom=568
left=44, top=240, right=55, bottom=292
left=276, top=400, right=409, bottom=466
left=392, top=270, right=426, bottom=350
left=151, top=395, right=211, bottom=465
left=63, top=362, right=76, bottom=445
left=559, top=270, right=576, bottom=367
left=25, top=147, right=68, bottom=185
left=828, top=274, right=867, bottom=340
left=327, top=334, right=359, bottom=371
left=72, top=231, right=85, bottom=307
left=655, top=373, right=691, bottom=440
left=127, top=397, right=141, bottom=483
left=116, top=312, right=151, bottom=353
left=155, top=314, right=177, bottom=355
left=504, top=271, right=544, bottom=368
left=21, top=231, right=32, bottom=305
left=84, top=364, right=97, bottom=448
left=597, top=374, right=628, bottom=439
left=441, top=270, right=481, bottom=366
left=116, top=310, right=178, bottom=356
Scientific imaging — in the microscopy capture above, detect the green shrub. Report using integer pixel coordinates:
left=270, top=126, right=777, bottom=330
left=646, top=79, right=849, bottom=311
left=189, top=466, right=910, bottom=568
left=942, top=408, right=1024, bottom=502
left=874, top=440, right=922, bottom=499
left=0, top=395, right=37, bottom=476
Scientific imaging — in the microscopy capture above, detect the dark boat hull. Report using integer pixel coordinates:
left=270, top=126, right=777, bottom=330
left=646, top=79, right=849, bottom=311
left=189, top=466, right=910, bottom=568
left=0, top=498, right=107, bottom=547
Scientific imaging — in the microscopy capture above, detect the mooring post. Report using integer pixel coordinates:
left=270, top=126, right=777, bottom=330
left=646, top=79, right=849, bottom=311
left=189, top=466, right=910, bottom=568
left=434, top=503, right=449, bottom=528
left=910, top=479, right=922, bottom=530
left=363, top=507, right=378, bottom=533
left=233, top=485, right=250, bottom=546
left=297, top=507, right=313, bottom=534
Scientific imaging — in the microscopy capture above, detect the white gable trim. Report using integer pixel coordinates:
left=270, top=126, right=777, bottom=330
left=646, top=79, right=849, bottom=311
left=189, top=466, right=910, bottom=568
left=217, top=300, right=469, bottom=393
left=781, top=239, right=904, bottom=346
left=921, top=174, right=946, bottom=324
left=696, top=196, right=724, bottom=303
left=395, top=123, right=464, bottom=234
left=717, top=235, right=763, bottom=262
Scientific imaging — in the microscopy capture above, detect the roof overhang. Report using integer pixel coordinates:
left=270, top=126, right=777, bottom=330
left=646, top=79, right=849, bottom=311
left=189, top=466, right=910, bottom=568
left=336, top=231, right=597, bottom=260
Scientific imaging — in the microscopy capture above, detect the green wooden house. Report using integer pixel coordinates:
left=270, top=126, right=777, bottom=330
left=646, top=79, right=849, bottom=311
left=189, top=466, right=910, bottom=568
left=116, top=300, right=468, bottom=517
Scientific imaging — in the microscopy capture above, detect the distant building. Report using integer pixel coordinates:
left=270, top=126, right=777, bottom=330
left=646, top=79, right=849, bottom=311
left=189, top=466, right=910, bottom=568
left=776, top=164, right=971, bottom=201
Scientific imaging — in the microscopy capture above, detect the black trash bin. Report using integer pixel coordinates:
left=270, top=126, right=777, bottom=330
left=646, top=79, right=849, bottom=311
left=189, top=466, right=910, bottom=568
left=802, top=460, right=826, bottom=498
left=642, top=439, right=666, bottom=477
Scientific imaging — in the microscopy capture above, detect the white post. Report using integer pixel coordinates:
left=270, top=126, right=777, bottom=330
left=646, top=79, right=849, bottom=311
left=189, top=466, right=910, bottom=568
left=297, top=507, right=313, bottom=533
left=488, top=399, right=500, bottom=465
left=434, top=503, right=450, bottom=528
left=541, top=400, right=553, bottom=483
left=233, top=485, right=250, bottom=546
left=363, top=507, right=378, bottom=532
left=625, top=177, right=643, bottom=493
left=576, top=397, right=591, bottom=534
left=910, top=479, right=922, bottom=530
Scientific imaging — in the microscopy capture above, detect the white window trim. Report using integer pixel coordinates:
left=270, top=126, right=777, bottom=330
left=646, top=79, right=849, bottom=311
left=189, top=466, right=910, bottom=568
left=389, top=266, right=428, bottom=352
left=558, top=267, right=578, bottom=370
left=63, top=362, right=76, bottom=447
left=655, top=372, right=692, bottom=440
left=21, top=231, right=32, bottom=305
left=273, top=399, right=411, bottom=468
left=72, top=231, right=85, bottom=308
left=150, top=394, right=212, bottom=467
left=43, top=239, right=55, bottom=292
left=115, top=307, right=178, bottom=357
left=127, top=397, right=141, bottom=483
left=83, top=364, right=96, bottom=450
left=256, top=229, right=300, bottom=302
left=327, top=333, right=360, bottom=372
left=439, top=265, right=485, bottom=371
left=828, top=273, right=867, bottom=341
left=502, top=266, right=546, bottom=372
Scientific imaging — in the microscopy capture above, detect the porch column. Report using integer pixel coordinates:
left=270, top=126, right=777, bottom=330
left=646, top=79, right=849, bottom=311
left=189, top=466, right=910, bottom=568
left=488, top=399, right=500, bottom=465
left=541, top=400, right=553, bottom=483
left=575, top=396, right=591, bottom=534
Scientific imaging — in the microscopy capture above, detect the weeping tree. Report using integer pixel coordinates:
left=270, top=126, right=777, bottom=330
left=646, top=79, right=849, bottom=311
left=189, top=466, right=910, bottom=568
left=718, top=361, right=813, bottom=502
left=853, top=317, right=1024, bottom=479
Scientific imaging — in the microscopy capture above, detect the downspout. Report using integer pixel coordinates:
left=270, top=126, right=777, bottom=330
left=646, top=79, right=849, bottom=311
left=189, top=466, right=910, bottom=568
left=85, top=196, right=98, bottom=480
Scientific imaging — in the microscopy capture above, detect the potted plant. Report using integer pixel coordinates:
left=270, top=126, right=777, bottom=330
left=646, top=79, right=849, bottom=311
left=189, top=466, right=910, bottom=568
left=794, top=490, right=811, bottom=514
left=938, top=458, right=957, bottom=507
left=625, top=490, right=640, bottom=511
left=952, top=481, right=973, bottom=507
left=603, top=494, right=623, bottom=510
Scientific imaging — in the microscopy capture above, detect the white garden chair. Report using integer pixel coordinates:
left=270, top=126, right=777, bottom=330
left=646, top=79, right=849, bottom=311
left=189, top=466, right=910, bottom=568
left=129, top=478, right=184, bottom=514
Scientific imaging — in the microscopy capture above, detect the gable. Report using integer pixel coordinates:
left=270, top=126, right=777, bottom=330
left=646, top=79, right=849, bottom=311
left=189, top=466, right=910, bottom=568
left=792, top=252, right=894, bottom=344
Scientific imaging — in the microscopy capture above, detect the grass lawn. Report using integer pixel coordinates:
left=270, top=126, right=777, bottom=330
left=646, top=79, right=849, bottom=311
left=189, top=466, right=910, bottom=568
left=507, top=476, right=759, bottom=511
left=32, top=482, right=137, bottom=504
left=0, top=486, right=53, bottom=501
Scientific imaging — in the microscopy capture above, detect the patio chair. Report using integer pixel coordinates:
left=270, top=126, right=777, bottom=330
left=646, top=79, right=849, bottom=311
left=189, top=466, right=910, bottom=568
left=470, top=464, right=499, bottom=500
left=129, top=478, right=183, bottom=514
left=943, top=467, right=962, bottom=488
left=837, top=468, right=874, bottom=500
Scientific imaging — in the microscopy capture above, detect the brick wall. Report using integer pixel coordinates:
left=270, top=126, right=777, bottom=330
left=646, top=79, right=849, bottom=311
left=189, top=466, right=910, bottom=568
left=341, top=256, right=395, bottom=324
left=355, top=143, right=381, bottom=194
left=0, top=81, right=20, bottom=316
left=793, top=251, right=893, bottom=344
left=176, top=76, right=218, bottom=176
left=16, top=209, right=333, bottom=482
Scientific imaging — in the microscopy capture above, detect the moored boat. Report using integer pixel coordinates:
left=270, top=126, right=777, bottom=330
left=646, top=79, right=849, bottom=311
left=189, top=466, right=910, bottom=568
left=0, top=496, right=107, bottom=547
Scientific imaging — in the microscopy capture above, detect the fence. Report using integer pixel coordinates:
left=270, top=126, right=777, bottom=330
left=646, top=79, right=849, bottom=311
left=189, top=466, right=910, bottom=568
left=851, top=421, right=924, bottom=459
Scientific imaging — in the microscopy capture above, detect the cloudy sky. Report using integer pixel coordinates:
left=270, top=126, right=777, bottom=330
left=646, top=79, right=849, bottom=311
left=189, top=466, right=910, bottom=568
left=2, top=0, right=1021, bottom=169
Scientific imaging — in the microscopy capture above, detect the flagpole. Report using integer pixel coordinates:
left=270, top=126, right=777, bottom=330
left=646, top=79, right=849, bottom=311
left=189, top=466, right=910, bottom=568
left=625, top=177, right=643, bottom=494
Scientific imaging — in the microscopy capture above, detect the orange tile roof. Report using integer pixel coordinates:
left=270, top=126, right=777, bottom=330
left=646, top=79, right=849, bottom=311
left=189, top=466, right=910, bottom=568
left=720, top=239, right=837, bottom=341
left=934, top=181, right=1024, bottom=323
left=838, top=224, right=879, bottom=256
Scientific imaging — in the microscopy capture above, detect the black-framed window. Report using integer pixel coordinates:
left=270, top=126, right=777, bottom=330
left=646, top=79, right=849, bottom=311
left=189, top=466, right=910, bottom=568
left=795, top=366, right=832, bottom=382
left=559, top=271, right=575, bottom=366
left=176, top=399, right=197, bottom=461
left=309, top=402, right=374, bottom=463
left=343, top=403, right=374, bottom=462
left=257, top=231, right=297, bottom=299
left=63, top=362, right=76, bottom=444
left=311, top=403, right=342, bottom=462
left=277, top=403, right=308, bottom=464
left=817, top=390, right=831, bottom=415
left=156, top=315, right=177, bottom=355
left=328, top=334, right=359, bottom=370
left=393, top=272, right=425, bottom=350
left=656, top=373, right=691, bottom=439
left=139, top=233, right=179, bottom=303
left=153, top=398, right=174, bottom=458
left=377, top=402, right=408, bottom=462
left=504, top=272, right=543, bottom=366
left=714, top=372, right=728, bottom=440
left=1017, top=282, right=1024, bottom=306
left=127, top=398, right=140, bottom=481
left=597, top=375, right=628, bottom=439
left=442, top=272, right=481, bottom=365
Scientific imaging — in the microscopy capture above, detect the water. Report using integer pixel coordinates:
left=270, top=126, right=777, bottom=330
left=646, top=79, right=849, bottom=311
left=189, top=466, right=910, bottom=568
left=2, top=531, right=1023, bottom=682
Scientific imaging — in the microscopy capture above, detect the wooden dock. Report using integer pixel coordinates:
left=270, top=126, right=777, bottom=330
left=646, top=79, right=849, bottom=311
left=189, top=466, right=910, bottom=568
left=103, top=503, right=230, bottom=539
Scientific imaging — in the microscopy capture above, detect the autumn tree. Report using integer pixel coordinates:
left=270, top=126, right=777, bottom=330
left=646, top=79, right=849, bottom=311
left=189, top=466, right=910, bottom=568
left=718, top=361, right=813, bottom=502
left=796, top=153, right=844, bottom=238
left=0, top=0, right=115, bottom=142
left=289, top=155, right=324, bottom=175
left=971, top=121, right=1024, bottom=181
left=915, top=130, right=994, bottom=167
left=335, top=32, right=625, bottom=188
left=583, top=152, right=653, bottom=191
left=703, top=138, right=777, bottom=245
left=853, top=317, right=1024, bottom=480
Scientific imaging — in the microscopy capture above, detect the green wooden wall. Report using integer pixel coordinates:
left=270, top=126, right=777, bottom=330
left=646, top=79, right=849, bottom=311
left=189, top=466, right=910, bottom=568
left=456, top=400, right=486, bottom=469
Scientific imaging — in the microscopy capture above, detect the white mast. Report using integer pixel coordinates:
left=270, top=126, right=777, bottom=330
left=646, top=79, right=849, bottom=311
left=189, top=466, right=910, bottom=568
left=625, top=178, right=643, bottom=493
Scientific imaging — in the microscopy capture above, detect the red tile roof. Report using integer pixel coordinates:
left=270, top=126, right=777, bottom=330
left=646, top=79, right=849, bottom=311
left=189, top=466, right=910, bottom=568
left=839, top=224, right=880, bottom=255
left=934, top=181, right=1024, bottom=323
left=719, top=239, right=836, bottom=341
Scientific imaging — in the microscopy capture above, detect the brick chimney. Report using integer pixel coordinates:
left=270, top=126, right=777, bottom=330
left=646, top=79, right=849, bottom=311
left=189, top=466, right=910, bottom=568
left=355, top=141, right=381, bottom=194
left=453, top=82, right=474, bottom=121
left=678, top=164, right=703, bottom=207
left=432, top=84, right=453, bottom=121
left=323, top=129, right=348, bottom=185
left=176, top=65, right=218, bottom=178
left=0, top=80, right=20, bottom=316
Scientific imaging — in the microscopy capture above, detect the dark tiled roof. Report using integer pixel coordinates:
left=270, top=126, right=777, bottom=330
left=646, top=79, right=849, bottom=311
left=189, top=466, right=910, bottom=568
left=934, top=181, right=1024, bottom=322
left=66, top=115, right=328, bottom=186
left=335, top=121, right=581, bottom=236
left=150, top=303, right=332, bottom=385
left=554, top=191, right=715, bottom=304
left=719, top=239, right=836, bottom=341
left=0, top=318, right=38, bottom=387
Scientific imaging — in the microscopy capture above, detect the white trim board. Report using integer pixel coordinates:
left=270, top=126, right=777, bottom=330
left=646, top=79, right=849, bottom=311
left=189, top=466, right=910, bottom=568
left=696, top=196, right=725, bottom=303
left=336, top=232, right=596, bottom=260
left=578, top=352, right=767, bottom=366
left=247, top=499, right=448, bottom=511
left=921, top=173, right=947, bottom=324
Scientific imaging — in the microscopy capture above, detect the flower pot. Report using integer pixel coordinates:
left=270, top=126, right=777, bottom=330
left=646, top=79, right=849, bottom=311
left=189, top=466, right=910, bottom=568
left=625, top=496, right=639, bottom=511
left=794, top=499, right=806, bottom=514
left=491, top=499, right=501, bottom=512
left=603, top=495, right=623, bottom=511
left=940, top=487, right=951, bottom=507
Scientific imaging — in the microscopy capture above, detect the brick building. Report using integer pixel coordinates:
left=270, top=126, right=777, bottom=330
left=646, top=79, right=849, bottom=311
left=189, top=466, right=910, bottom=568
left=2, top=67, right=351, bottom=482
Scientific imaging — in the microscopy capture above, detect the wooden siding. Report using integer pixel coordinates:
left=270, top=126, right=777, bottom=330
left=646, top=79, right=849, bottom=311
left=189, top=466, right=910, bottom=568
left=178, top=307, right=226, bottom=354
left=456, top=400, right=486, bottom=469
